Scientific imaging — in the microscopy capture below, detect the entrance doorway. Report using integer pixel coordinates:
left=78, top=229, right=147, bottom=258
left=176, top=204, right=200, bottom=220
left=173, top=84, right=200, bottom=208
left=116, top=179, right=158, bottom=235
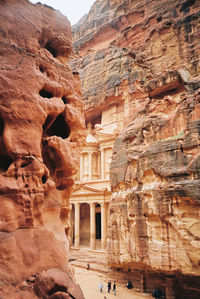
left=80, top=203, right=90, bottom=247
left=96, top=212, right=101, bottom=239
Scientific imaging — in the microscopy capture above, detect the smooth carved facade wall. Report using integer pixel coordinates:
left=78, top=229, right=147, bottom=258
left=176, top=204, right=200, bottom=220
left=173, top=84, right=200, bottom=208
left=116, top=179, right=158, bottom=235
left=70, top=120, right=117, bottom=250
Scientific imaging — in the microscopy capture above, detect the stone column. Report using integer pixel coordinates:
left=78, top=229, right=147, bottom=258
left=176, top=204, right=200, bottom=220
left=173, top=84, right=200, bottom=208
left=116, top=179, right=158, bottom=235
left=101, top=203, right=106, bottom=249
left=69, top=204, right=73, bottom=245
left=100, top=149, right=104, bottom=180
left=80, top=154, right=83, bottom=180
left=90, top=203, right=96, bottom=250
left=106, top=202, right=109, bottom=230
left=74, top=202, right=80, bottom=248
left=88, top=152, right=92, bottom=181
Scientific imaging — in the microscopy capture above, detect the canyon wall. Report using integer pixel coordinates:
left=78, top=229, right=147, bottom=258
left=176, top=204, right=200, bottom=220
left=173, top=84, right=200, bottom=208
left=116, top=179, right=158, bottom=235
left=71, top=0, right=200, bottom=297
left=0, top=0, right=85, bottom=298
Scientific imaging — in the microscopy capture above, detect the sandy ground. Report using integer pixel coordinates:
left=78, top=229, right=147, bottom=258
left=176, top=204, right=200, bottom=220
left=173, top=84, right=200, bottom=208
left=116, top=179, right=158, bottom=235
left=74, top=267, right=152, bottom=299
left=70, top=247, right=153, bottom=299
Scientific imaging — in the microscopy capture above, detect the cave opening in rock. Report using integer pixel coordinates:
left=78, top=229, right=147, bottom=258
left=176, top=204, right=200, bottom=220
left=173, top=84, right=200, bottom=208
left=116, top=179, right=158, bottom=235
left=44, top=41, right=57, bottom=58
left=39, top=88, right=54, bottom=98
left=21, top=157, right=33, bottom=168
left=42, top=174, right=48, bottom=184
left=0, top=155, right=13, bottom=172
left=46, top=114, right=70, bottom=139
left=62, top=96, right=69, bottom=104
left=39, top=64, right=45, bottom=73
left=57, top=184, right=66, bottom=190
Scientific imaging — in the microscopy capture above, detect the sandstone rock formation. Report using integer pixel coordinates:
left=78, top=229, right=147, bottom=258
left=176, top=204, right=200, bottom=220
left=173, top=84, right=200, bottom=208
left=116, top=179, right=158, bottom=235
left=71, top=0, right=200, bottom=298
left=0, top=0, right=85, bottom=298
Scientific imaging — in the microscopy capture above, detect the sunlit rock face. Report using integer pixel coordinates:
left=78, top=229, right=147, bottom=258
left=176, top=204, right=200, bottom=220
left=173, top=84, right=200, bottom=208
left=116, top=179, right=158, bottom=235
left=72, top=0, right=200, bottom=297
left=0, top=0, right=85, bottom=297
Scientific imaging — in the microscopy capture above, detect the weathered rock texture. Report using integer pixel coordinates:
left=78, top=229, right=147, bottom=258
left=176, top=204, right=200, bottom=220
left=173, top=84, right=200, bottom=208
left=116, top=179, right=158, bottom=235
left=71, top=0, right=200, bottom=297
left=0, top=0, right=85, bottom=298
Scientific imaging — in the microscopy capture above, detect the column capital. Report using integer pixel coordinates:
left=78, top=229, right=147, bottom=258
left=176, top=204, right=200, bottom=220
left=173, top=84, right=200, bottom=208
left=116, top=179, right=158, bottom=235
left=99, top=147, right=105, bottom=152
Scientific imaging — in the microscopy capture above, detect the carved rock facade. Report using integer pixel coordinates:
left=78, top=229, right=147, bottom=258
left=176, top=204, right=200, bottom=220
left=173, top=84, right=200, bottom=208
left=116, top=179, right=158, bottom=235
left=71, top=0, right=200, bottom=297
left=0, top=0, right=85, bottom=298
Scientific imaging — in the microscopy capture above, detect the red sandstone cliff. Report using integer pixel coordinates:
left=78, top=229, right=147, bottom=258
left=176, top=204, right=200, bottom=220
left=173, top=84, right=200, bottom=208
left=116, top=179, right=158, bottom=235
left=71, top=0, right=200, bottom=298
left=0, top=0, right=85, bottom=298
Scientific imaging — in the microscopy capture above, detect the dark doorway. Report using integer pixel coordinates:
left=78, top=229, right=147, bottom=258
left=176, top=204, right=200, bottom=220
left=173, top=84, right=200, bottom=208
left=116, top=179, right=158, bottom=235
left=80, top=203, right=90, bottom=247
left=96, top=212, right=101, bottom=239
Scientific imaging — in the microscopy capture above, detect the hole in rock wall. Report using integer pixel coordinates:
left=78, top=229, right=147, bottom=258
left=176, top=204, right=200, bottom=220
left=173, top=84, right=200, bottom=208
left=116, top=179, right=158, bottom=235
left=42, top=113, right=71, bottom=185
left=62, top=96, right=69, bottom=104
left=157, top=16, right=162, bottom=22
left=44, top=41, right=57, bottom=58
left=0, top=117, right=4, bottom=135
left=0, top=155, right=13, bottom=172
left=39, top=88, right=54, bottom=98
left=149, top=81, right=185, bottom=99
left=39, top=64, right=45, bottom=73
left=46, top=114, right=70, bottom=139
left=42, top=174, right=48, bottom=184
left=21, top=159, right=32, bottom=168
left=57, top=184, right=66, bottom=190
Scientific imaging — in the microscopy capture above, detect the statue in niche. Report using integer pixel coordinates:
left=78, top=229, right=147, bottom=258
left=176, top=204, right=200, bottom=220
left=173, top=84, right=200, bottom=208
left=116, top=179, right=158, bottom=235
left=105, top=154, right=112, bottom=179
left=92, top=153, right=99, bottom=179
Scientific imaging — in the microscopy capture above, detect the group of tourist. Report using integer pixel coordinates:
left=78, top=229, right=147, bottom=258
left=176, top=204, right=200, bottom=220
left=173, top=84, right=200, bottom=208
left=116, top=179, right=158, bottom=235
left=98, top=280, right=117, bottom=296
left=99, top=279, right=161, bottom=298
left=98, top=279, right=135, bottom=296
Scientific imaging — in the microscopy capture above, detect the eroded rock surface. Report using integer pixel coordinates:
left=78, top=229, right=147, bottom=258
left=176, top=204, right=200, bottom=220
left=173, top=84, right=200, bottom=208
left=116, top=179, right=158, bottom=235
left=0, top=0, right=85, bottom=298
left=71, top=0, right=200, bottom=297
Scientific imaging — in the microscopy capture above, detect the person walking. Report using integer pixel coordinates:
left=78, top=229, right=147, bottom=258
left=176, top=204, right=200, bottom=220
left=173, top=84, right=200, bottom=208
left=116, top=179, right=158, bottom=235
left=113, top=281, right=116, bottom=296
left=107, top=281, right=111, bottom=293
left=98, top=281, right=103, bottom=292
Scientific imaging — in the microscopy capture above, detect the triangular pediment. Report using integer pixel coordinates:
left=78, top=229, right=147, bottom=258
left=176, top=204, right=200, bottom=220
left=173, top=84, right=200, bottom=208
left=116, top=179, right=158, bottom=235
left=72, top=184, right=105, bottom=195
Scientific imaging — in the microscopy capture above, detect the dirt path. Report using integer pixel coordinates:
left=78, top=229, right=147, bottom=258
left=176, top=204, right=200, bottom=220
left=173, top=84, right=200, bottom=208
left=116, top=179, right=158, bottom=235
left=70, top=248, right=152, bottom=299
left=74, top=267, right=152, bottom=299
